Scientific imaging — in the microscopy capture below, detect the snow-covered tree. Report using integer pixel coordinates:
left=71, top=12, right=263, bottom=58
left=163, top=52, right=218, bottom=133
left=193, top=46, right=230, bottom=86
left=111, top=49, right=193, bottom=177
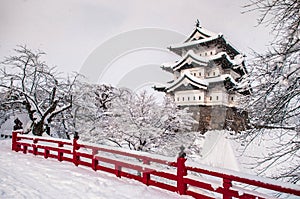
left=0, top=46, right=79, bottom=136
left=240, top=0, right=300, bottom=183
left=69, top=82, right=123, bottom=140
left=80, top=89, right=196, bottom=153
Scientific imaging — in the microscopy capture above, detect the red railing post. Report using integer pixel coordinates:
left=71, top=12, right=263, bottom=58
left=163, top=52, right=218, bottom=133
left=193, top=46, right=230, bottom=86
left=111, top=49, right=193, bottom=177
left=44, top=149, right=49, bottom=159
left=223, top=178, right=232, bottom=199
left=115, top=165, right=121, bottom=177
left=58, top=143, right=63, bottom=161
left=72, top=133, right=80, bottom=166
left=92, top=149, right=98, bottom=171
left=142, top=159, right=150, bottom=185
left=177, top=157, right=187, bottom=195
left=177, top=146, right=187, bottom=195
left=12, top=131, right=18, bottom=151
left=32, top=139, right=38, bottom=155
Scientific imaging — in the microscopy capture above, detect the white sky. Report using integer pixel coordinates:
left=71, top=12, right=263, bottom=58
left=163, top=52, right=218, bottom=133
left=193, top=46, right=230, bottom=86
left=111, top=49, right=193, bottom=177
left=0, top=0, right=272, bottom=86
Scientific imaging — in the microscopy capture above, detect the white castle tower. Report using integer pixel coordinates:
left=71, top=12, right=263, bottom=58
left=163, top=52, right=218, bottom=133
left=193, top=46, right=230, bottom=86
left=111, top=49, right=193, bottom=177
left=155, top=21, right=249, bottom=132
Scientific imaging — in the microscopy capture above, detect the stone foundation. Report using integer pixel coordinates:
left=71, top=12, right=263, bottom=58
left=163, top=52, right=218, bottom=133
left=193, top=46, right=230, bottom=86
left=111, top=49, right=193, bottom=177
left=183, top=105, right=248, bottom=133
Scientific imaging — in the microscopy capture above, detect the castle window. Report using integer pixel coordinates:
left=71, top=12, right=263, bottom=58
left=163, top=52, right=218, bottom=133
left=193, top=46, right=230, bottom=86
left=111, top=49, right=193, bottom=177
left=182, top=97, right=184, bottom=101
left=213, top=72, right=216, bottom=76
left=194, top=73, right=196, bottom=76
left=216, top=96, right=219, bottom=100
left=177, top=97, right=179, bottom=101
left=199, top=72, right=201, bottom=76
left=205, top=52, right=207, bottom=56
left=207, top=73, right=210, bottom=77
left=199, top=96, right=201, bottom=100
left=210, top=96, right=212, bottom=101
left=231, top=97, right=234, bottom=101
left=188, top=97, right=190, bottom=101
left=210, top=51, right=213, bottom=55
left=193, top=96, right=196, bottom=100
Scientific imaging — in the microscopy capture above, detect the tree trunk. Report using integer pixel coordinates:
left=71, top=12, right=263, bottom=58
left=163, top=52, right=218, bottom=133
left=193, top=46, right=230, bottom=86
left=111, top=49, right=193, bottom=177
left=32, top=121, right=44, bottom=136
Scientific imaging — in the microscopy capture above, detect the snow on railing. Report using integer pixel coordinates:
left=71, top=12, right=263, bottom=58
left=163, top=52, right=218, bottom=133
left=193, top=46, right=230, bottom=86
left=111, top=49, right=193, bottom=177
left=12, top=131, right=300, bottom=199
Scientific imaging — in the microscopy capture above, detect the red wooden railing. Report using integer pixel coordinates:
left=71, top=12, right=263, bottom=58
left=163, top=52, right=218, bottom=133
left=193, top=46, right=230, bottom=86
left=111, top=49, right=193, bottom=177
left=12, top=131, right=300, bottom=199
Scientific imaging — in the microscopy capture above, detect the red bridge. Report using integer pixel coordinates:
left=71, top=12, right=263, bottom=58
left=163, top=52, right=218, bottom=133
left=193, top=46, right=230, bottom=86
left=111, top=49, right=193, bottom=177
left=12, top=131, right=300, bottom=199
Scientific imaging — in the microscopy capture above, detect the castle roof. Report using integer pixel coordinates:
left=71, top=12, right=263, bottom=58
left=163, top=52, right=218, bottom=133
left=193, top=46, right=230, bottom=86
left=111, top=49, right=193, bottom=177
left=184, top=26, right=219, bottom=42
left=165, top=72, right=208, bottom=92
left=162, top=50, right=208, bottom=71
left=168, top=26, right=240, bottom=58
left=161, top=50, right=246, bottom=75
left=162, top=72, right=239, bottom=93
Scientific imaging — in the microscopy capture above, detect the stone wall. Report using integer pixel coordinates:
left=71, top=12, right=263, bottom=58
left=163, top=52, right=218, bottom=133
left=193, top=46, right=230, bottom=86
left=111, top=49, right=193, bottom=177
left=183, top=105, right=248, bottom=133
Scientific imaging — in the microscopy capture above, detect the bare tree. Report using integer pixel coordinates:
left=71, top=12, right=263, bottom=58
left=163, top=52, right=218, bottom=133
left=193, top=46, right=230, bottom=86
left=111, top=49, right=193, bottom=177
left=240, top=0, right=300, bottom=183
left=0, top=46, right=79, bottom=136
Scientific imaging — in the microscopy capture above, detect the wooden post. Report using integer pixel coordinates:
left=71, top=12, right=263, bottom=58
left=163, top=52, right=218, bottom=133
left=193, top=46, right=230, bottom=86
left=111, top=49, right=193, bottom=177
left=142, top=159, right=150, bottom=185
left=115, top=165, right=121, bottom=178
left=58, top=143, right=63, bottom=161
left=73, top=137, right=79, bottom=166
left=12, top=131, right=18, bottom=151
left=32, top=139, right=38, bottom=155
left=23, top=145, right=27, bottom=154
left=223, top=178, right=232, bottom=199
left=177, top=157, right=187, bottom=195
left=44, top=149, right=49, bottom=158
left=92, top=149, right=98, bottom=171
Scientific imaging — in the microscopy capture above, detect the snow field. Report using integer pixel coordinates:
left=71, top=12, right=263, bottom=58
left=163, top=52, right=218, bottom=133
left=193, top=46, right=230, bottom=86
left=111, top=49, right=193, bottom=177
left=0, top=140, right=191, bottom=199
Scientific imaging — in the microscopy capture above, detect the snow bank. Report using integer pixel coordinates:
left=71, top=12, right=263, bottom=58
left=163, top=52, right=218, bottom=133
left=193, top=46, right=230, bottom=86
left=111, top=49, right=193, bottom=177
left=190, top=130, right=240, bottom=172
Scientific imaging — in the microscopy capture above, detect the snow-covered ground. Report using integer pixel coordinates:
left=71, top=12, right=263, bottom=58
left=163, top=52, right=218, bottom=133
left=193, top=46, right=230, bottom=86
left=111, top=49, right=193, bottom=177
left=0, top=139, right=191, bottom=199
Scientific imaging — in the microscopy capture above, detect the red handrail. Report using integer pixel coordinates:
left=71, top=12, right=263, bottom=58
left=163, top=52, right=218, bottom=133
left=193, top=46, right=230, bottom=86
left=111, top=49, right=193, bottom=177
left=11, top=131, right=300, bottom=199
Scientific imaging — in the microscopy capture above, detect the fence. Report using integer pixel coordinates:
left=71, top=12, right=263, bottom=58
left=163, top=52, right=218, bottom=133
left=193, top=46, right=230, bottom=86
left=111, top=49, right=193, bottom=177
left=11, top=131, right=300, bottom=199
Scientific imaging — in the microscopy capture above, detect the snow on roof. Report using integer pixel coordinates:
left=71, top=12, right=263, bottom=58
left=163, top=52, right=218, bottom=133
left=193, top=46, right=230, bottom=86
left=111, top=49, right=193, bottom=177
left=171, top=34, right=223, bottom=49
left=205, top=74, right=239, bottom=86
left=210, top=52, right=245, bottom=66
left=165, top=73, right=240, bottom=93
left=196, top=26, right=219, bottom=38
left=171, top=50, right=208, bottom=71
left=184, top=26, right=220, bottom=42
left=165, top=72, right=208, bottom=92
left=162, top=51, right=244, bottom=72
left=170, top=33, right=241, bottom=57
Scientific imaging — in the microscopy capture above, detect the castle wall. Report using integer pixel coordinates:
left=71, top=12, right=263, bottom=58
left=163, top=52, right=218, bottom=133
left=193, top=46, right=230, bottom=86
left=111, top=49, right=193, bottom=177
left=183, top=105, right=248, bottom=133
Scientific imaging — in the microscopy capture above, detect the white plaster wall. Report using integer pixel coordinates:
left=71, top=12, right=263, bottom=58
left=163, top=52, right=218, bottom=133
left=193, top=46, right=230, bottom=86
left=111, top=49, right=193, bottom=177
left=175, top=90, right=205, bottom=106
left=181, top=68, right=205, bottom=78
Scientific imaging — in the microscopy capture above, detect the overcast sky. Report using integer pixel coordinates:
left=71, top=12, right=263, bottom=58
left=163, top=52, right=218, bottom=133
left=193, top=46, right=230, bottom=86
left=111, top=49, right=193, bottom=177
left=0, top=0, right=272, bottom=87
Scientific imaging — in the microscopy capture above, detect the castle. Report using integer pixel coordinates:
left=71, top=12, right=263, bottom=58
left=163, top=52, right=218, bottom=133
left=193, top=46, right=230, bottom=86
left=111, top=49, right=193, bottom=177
left=155, top=21, right=249, bottom=132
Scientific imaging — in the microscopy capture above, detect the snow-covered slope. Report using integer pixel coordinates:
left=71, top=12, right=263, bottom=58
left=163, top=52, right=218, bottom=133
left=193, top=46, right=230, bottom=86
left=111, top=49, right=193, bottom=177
left=0, top=140, right=191, bottom=199
left=198, top=130, right=240, bottom=171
